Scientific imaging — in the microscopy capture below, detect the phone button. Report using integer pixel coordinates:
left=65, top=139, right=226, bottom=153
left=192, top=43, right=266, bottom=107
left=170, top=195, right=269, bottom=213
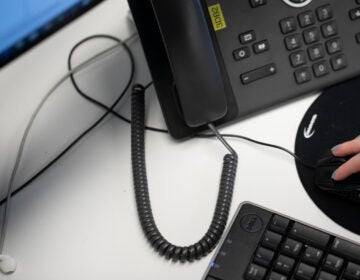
left=312, top=61, right=330, bottom=78
left=253, top=40, right=270, bottom=54
left=290, top=51, right=307, bottom=67
left=240, top=31, right=256, bottom=44
left=356, top=33, right=360, bottom=44
left=241, top=64, right=277, bottom=85
left=330, top=54, right=347, bottom=71
left=349, top=7, right=360, bottom=20
left=250, top=0, right=267, bottom=8
left=298, top=11, right=315, bottom=28
left=294, top=67, right=312, bottom=84
left=316, top=5, right=333, bottom=21
left=233, top=47, right=251, bottom=61
left=285, top=34, right=302, bottom=51
left=280, top=17, right=297, bottom=34
left=307, top=44, right=325, bottom=61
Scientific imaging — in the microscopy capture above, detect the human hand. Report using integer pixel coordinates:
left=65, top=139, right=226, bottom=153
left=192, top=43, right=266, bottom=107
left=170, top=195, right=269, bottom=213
left=331, top=136, right=360, bottom=181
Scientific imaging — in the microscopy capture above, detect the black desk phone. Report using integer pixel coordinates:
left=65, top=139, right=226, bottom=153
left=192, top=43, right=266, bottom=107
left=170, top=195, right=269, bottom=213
left=128, top=0, right=360, bottom=139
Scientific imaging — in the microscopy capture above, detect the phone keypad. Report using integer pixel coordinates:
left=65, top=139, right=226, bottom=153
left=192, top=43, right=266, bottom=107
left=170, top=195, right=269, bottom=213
left=279, top=3, right=347, bottom=84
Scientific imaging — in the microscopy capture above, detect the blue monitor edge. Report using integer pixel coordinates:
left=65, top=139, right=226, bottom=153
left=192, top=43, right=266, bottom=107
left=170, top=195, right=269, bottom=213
left=0, top=0, right=106, bottom=69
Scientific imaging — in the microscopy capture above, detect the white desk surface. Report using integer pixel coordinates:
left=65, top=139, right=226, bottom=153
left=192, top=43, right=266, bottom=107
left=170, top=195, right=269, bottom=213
left=0, top=0, right=359, bottom=279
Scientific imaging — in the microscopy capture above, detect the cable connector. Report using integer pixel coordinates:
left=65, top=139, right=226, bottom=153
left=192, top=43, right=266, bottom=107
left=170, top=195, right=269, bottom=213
left=0, top=255, right=17, bottom=274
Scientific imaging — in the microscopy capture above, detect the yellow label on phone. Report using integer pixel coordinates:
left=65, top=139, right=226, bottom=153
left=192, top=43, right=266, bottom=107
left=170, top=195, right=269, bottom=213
left=208, top=4, right=227, bottom=31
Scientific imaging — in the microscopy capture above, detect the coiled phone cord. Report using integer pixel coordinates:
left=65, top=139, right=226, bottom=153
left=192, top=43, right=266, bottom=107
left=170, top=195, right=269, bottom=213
left=131, top=84, right=238, bottom=262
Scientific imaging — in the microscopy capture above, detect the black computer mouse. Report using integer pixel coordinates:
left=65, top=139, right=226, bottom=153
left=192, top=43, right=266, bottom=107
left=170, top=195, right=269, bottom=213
left=313, top=151, right=360, bottom=203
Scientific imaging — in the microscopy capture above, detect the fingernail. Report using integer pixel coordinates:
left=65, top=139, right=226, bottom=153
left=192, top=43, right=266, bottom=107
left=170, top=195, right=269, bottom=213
left=331, top=169, right=338, bottom=180
left=331, top=144, right=340, bottom=152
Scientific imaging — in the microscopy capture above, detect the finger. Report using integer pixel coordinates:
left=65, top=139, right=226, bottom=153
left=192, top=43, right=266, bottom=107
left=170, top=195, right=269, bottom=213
left=332, top=153, right=360, bottom=181
left=332, top=136, right=360, bottom=157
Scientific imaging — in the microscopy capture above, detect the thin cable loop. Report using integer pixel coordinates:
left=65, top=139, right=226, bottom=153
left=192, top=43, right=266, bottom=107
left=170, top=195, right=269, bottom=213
left=0, top=36, right=136, bottom=255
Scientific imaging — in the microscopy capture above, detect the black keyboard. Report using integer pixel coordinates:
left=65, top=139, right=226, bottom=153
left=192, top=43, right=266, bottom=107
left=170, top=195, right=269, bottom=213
left=203, top=203, right=360, bottom=280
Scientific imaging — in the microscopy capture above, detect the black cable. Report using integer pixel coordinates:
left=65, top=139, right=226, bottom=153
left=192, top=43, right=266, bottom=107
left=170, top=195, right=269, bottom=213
left=66, top=34, right=314, bottom=169
left=67, top=34, right=168, bottom=134
left=67, top=35, right=313, bottom=169
left=131, top=85, right=238, bottom=262
left=197, top=134, right=316, bottom=170
left=0, top=36, right=136, bottom=206
left=2, top=34, right=314, bottom=206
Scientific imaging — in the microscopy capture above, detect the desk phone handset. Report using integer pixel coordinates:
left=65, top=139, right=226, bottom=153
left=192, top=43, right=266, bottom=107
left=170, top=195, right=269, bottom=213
left=129, top=0, right=360, bottom=139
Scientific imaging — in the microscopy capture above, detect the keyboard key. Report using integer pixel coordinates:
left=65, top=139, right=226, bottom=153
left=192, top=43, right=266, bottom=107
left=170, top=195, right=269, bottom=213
left=269, top=272, right=287, bottom=280
left=317, top=5, right=333, bottom=21
left=253, top=40, right=270, bottom=54
left=298, top=11, right=315, bottom=28
left=332, top=238, right=360, bottom=261
left=303, top=27, right=320, bottom=44
left=321, top=21, right=337, bottom=38
left=294, top=67, right=312, bottom=84
left=324, top=254, right=344, bottom=274
left=280, top=17, right=297, bottom=34
left=261, top=230, right=282, bottom=250
left=281, top=238, right=303, bottom=258
left=330, top=54, right=347, bottom=71
left=344, top=263, right=360, bottom=280
left=285, top=34, right=302, bottom=50
left=349, top=7, right=360, bottom=20
left=313, top=61, right=330, bottom=78
left=250, top=0, right=267, bottom=8
left=326, top=38, right=342, bottom=54
left=240, top=31, right=256, bottom=44
left=308, top=44, right=325, bottom=61
left=318, top=270, right=337, bottom=280
left=254, top=247, right=275, bottom=267
left=295, top=263, right=316, bottom=280
left=245, top=263, right=267, bottom=280
left=274, top=255, right=295, bottom=275
left=290, top=51, right=306, bottom=67
left=233, top=47, right=250, bottom=61
left=302, top=246, right=324, bottom=265
left=289, top=222, right=330, bottom=249
left=269, top=215, right=290, bottom=234
left=241, top=64, right=276, bottom=85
